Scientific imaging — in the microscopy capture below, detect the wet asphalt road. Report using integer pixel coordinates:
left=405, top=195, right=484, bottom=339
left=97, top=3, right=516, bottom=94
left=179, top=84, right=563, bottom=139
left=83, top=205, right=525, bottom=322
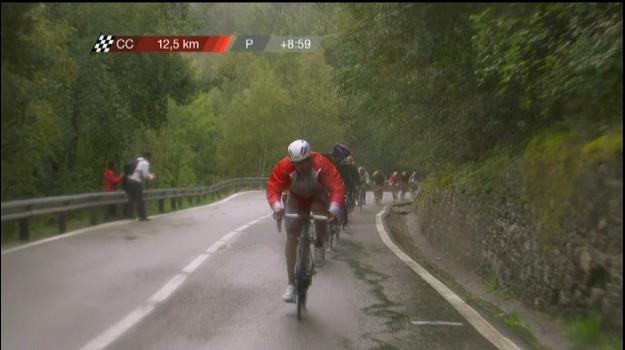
left=2, top=191, right=497, bottom=350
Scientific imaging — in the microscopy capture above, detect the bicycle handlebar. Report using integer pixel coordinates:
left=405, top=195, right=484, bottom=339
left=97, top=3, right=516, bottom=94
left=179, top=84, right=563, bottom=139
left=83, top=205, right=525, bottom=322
left=284, top=213, right=329, bottom=221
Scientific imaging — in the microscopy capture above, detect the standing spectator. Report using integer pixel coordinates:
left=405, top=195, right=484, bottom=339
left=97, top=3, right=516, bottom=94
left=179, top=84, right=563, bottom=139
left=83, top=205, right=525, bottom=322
left=103, top=162, right=122, bottom=192
left=126, top=152, right=156, bottom=221
left=103, top=161, right=122, bottom=220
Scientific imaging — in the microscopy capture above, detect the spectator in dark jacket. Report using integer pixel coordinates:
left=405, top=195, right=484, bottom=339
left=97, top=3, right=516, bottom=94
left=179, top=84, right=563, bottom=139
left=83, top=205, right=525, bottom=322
left=126, top=152, right=156, bottom=221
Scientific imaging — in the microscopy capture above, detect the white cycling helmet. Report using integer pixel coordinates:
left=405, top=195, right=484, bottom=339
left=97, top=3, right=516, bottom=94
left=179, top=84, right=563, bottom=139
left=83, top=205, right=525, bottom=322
left=287, top=139, right=312, bottom=162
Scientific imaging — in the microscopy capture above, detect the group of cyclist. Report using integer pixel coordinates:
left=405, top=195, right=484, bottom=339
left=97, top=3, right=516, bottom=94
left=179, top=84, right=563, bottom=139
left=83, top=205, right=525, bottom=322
left=386, top=170, right=421, bottom=201
left=265, top=139, right=419, bottom=303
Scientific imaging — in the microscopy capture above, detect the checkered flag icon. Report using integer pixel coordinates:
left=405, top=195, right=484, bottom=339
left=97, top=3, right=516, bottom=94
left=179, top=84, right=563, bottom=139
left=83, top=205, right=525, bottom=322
left=91, top=34, right=115, bottom=53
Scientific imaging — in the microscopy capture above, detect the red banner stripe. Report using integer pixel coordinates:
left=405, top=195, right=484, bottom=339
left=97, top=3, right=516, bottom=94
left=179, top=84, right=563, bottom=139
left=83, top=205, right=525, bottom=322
left=107, top=36, right=233, bottom=53
left=201, top=36, right=219, bottom=52
left=215, top=36, right=232, bottom=53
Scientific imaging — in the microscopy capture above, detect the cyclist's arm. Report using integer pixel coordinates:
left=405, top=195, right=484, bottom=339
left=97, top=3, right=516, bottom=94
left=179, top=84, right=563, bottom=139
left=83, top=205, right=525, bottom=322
left=318, top=156, right=345, bottom=213
left=266, top=157, right=292, bottom=210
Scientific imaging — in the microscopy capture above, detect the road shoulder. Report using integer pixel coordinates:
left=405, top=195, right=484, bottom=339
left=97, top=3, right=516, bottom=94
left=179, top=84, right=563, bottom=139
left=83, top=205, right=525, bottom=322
left=384, top=203, right=573, bottom=350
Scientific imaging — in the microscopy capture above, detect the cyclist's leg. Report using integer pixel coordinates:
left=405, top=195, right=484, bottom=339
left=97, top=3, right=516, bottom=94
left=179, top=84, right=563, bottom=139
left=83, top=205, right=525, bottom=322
left=346, top=193, right=352, bottom=225
left=310, top=189, right=330, bottom=243
left=285, top=194, right=306, bottom=286
left=362, top=187, right=367, bottom=205
left=347, top=189, right=356, bottom=224
left=358, top=188, right=362, bottom=205
left=310, top=192, right=329, bottom=264
left=310, top=192, right=329, bottom=248
left=347, top=189, right=355, bottom=213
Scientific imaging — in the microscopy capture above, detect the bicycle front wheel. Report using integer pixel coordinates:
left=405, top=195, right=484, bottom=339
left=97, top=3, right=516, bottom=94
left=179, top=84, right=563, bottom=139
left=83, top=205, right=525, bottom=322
left=297, top=284, right=307, bottom=320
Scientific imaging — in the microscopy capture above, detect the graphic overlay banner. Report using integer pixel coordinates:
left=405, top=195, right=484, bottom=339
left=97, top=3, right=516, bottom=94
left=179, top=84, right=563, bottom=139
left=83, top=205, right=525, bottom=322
left=92, top=35, right=116, bottom=53
left=230, top=35, right=322, bottom=52
left=90, top=35, right=322, bottom=54
left=91, top=35, right=232, bottom=53
left=230, top=35, right=271, bottom=52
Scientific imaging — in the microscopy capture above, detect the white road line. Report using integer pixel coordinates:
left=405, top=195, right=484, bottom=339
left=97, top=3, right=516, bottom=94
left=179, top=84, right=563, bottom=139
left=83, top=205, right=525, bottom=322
left=148, top=274, right=188, bottom=304
left=220, top=231, right=239, bottom=242
left=235, top=224, right=250, bottom=232
left=78, top=213, right=268, bottom=350
left=206, top=240, right=226, bottom=253
left=411, top=321, right=464, bottom=326
left=182, top=254, right=209, bottom=274
left=79, top=304, right=155, bottom=350
left=1, top=191, right=261, bottom=256
left=1, top=220, right=134, bottom=256
left=376, top=209, right=522, bottom=350
left=172, top=191, right=257, bottom=214
left=255, top=213, right=273, bottom=221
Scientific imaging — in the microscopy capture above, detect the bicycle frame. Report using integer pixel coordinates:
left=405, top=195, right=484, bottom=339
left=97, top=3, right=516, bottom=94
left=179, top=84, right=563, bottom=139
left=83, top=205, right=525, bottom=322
left=374, top=184, right=383, bottom=203
left=283, top=212, right=328, bottom=319
left=358, top=186, right=366, bottom=211
left=328, top=219, right=340, bottom=250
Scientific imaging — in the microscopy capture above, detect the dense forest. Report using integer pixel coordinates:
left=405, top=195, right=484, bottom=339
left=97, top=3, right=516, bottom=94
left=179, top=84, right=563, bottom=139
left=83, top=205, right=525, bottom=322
left=2, top=3, right=622, bottom=344
left=2, top=3, right=622, bottom=201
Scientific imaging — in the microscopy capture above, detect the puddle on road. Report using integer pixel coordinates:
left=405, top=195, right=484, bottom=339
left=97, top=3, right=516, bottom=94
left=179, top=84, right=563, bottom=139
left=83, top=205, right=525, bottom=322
left=337, top=239, right=411, bottom=349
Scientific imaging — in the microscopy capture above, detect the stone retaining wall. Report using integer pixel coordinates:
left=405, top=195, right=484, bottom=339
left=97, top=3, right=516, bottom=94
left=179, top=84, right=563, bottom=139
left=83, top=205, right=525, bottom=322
left=413, top=160, right=622, bottom=334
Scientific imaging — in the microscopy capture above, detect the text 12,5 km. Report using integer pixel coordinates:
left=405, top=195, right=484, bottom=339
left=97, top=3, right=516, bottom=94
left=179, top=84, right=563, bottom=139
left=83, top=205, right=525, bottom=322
left=96, top=36, right=232, bottom=53
left=158, top=38, right=200, bottom=51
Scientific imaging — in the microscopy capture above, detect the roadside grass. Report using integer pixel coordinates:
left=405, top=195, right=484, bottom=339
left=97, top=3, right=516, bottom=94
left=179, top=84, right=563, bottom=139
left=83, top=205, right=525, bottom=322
left=565, top=313, right=623, bottom=350
left=471, top=299, right=543, bottom=350
left=486, top=278, right=517, bottom=300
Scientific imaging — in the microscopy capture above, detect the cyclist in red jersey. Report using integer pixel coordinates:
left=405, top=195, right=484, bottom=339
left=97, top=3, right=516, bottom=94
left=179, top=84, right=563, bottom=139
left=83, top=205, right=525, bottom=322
left=266, top=139, right=345, bottom=302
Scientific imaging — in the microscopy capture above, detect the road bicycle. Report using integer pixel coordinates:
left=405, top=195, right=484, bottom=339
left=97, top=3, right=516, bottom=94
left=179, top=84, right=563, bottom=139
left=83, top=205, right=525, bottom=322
left=282, top=212, right=329, bottom=320
left=358, top=185, right=367, bottom=212
left=373, top=184, right=383, bottom=204
left=327, top=219, right=340, bottom=252
left=341, top=193, right=354, bottom=229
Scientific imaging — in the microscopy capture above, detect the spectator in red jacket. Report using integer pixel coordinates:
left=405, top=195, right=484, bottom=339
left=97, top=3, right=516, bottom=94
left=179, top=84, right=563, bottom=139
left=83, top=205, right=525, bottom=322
left=103, top=162, right=122, bottom=220
left=103, top=162, right=122, bottom=192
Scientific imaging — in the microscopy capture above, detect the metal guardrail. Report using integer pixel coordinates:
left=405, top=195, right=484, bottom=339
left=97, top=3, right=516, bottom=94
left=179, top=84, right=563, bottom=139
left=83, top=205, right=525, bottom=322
left=1, top=177, right=267, bottom=241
